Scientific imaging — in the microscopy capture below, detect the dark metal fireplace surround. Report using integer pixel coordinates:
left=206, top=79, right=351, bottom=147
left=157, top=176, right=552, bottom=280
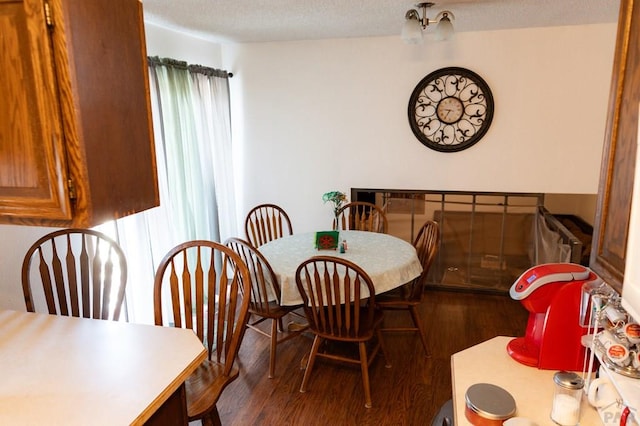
left=352, top=189, right=593, bottom=294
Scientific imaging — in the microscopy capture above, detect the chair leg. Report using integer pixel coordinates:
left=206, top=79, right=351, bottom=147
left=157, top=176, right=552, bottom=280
left=300, top=335, right=322, bottom=393
left=202, top=406, right=222, bottom=426
left=410, top=305, right=430, bottom=357
left=376, top=327, right=392, bottom=368
left=269, top=318, right=278, bottom=378
left=358, top=342, right=372, bottom=408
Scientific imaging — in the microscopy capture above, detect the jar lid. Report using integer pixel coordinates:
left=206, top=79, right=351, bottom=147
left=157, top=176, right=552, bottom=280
left=553, top=371, right=584, bottom=390
left=465, top=383, right=517, bottom=420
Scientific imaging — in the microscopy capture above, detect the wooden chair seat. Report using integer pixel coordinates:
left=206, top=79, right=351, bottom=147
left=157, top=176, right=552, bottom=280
left=185, top=361, right=240, bottom=421
left=376, top=298, right=421, bottom=308
left=376, top=287, right=421, bottom=307
left=311, top=307, right=384, bottom=342
left=251, top=300, right=291, bottom=319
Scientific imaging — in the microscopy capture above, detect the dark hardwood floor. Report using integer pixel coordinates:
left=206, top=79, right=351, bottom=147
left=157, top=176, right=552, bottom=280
left=215, top=289, right=528, bottom=425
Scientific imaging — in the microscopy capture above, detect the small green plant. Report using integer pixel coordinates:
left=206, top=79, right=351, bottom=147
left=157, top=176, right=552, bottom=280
left=322, top=191, right=348, bottom=217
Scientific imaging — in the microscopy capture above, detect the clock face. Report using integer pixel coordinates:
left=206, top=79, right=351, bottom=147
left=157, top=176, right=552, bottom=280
left=436, top=97, right=464, bottom=124
left=408, top=67, right=494, bottom=152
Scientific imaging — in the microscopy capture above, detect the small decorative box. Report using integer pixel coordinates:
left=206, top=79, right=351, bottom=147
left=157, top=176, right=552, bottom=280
left=315, top=231, right=339, bottom=250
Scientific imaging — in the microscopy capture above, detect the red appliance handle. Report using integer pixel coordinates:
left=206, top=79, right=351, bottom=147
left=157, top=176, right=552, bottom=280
left=620, top=406, right=630, bottom=426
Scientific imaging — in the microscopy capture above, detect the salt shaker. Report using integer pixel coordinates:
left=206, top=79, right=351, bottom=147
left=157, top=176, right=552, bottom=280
left=551, top=371, right=584, bottom=426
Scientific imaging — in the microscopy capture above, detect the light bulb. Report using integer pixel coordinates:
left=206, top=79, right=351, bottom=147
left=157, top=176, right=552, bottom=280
left=435, top=13, right=454, bottom=41
left=402, top=17, right=423, bottom=44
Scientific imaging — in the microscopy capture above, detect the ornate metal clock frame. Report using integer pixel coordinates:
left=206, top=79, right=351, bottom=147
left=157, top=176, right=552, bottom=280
left=408, top=67, right=494, bottom=152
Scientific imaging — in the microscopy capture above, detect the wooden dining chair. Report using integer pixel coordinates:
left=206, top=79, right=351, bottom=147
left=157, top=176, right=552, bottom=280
left=225, top=237, right=308, bottom=378
left=295, top=256, right=391, bottom=408
left=334, top=201, right=388, bottom=233
left=21, top=228, right=127, bottom=321
left=244, top=203, right=293, bottom=247
left=376, top=220, right=440, bottom=356
left=154, top=240, right=252, bottom=426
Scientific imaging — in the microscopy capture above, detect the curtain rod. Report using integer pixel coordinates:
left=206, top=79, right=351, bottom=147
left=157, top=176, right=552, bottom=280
left=147, top=56, right=233, bottom=78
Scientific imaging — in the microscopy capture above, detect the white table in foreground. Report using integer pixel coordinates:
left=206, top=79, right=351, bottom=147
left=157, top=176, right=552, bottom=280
left=451, top=336, right=600, bottom=426
left=0, top=309, right=206, bottom=425
left=259, top=230, right=423, bottom=306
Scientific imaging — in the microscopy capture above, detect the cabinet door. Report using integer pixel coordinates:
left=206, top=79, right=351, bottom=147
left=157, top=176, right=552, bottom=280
left=0, top=0, right=72, bottom=220
left=54, top=0, right=159, bottom=226
left=590, top=0, right=640, bottom=294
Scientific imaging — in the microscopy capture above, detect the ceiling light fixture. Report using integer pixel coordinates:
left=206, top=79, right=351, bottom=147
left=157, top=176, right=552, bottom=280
left=401, top=2, right=455, bottom=44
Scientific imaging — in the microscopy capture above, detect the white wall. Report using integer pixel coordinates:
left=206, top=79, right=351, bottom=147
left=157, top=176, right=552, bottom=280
left=0, top=225, right=59, bottom=311
left=545, top=194, right=599, bottom=225
left=223, top=24, right=617, bottom=234
left=0, top=22, right=617, bottom=312
left=144, top=22, right=223, bottom=68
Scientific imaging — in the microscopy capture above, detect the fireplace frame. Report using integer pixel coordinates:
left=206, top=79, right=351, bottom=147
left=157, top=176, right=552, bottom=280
left=351, top=189, right=589, bottom=294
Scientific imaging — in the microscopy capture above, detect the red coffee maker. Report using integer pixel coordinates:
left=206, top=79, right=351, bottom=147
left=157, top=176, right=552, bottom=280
left=507, top=263, right=600, bottom=370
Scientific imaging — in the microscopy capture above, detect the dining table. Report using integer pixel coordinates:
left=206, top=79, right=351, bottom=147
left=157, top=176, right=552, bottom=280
left=0, top=309, right=206, bottom=425
left=258, top=230, right=423, bottom=306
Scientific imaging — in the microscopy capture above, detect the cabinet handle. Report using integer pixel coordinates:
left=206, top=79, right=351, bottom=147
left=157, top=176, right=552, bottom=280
left=67, top=179, right=77, bottom=200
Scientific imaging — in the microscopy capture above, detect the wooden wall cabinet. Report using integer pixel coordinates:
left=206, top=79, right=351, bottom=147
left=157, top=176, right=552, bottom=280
left=0, top=0, right=159, bottom=227
left=590, top=0, right=639, bottom=295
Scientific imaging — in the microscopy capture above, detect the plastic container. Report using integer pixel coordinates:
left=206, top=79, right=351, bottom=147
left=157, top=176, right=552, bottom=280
left=607, top=343, right=630, bottom=367
left=465, top=383, right=516, bottom=425
left=623, top=322, right=640, bottom=344
left=550, top=371, right=583, bottom=426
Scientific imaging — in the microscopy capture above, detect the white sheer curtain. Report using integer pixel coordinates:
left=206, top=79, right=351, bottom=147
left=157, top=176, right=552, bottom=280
left=97, top=58, right=237, bottom=324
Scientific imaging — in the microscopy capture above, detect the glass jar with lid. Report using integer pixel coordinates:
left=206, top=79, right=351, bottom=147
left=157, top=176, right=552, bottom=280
left=550, top=371, right=584, bottom=425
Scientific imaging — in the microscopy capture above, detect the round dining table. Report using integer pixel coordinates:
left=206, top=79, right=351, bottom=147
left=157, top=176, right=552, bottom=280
left=258, top=230, right=423, bottom=306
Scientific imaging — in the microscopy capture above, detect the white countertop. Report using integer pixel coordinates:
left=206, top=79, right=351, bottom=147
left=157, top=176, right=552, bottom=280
left=451, top=336, right=601, bottom=426
left=0, top=310, right=206, bottom=425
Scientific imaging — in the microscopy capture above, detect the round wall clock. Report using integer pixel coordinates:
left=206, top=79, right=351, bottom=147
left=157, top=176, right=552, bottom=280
left=408, top=67, right=494, bottom=152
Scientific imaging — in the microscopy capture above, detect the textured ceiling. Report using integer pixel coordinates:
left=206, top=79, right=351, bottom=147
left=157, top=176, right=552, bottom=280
left=142, top=0, right=621, bottom=43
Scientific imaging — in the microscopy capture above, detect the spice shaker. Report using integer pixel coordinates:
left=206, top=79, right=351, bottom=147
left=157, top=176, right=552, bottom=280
left=550, top=371, right=584, bottom=426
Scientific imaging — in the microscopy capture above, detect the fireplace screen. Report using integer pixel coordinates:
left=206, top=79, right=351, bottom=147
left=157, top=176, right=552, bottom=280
left=351, top=189, right=586, bottom=294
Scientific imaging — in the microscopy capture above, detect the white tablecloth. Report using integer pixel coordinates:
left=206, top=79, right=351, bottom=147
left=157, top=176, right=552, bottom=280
left=259, top=230, right=423, bottom=306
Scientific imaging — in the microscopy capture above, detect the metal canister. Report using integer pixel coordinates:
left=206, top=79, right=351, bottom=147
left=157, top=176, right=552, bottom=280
left=465, top=383, right=517, bottom=425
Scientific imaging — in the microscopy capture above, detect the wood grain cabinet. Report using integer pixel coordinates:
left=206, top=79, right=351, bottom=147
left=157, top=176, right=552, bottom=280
left=590, top=0, right=640, bottom=295
left=0, top=0, right=158, bottom=227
